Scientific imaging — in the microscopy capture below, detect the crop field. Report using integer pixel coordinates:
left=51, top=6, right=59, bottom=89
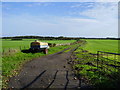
left=83, top=39, right=119, bottom=53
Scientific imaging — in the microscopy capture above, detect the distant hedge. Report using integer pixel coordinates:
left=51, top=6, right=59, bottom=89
left=11, top=38, right=23, bottom=40
left=48, top=43, right=56, bottom=47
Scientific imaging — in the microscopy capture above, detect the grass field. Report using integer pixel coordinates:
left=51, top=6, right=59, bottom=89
left=1, top=39, right=76, bottom=51
left=83, top=39, right=119, bottom=53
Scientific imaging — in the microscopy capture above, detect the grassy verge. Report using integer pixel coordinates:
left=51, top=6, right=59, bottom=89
left=73, top=40, right=120, bottom=88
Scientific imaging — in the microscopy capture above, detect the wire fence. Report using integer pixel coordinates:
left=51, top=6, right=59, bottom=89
left=96, top=51, right=120, bottom=78
left=2, top=46, right=30, bottom=56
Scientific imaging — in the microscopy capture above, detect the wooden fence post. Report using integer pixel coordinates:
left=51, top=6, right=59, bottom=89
left=9, top=48, right=10, bottom=52
left=20, top=46, right=21, bottom=51
left=2, top=49, right=4, bottom=55
left=97, top=51, right=99, bottom=70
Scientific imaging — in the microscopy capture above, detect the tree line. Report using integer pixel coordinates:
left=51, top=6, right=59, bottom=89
left=2, top=36, right=81, bottom=40
left=1, top=36, right=120, bottom=40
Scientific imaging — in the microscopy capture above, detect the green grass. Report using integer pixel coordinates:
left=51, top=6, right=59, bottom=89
left=2, top=45, right=71, bottom=88
left=83, top=39, right=119, bottom=53
left=1, top=39, right=76, bottom=52
left=2, top=45, right=70, bottom=75
left=73, top=40, right=120, bottom=88
left=2, top=39, right=78, bottom=88
left=2, top=39, right=76, bottom=48
left=74, top=47, right=120, bottom=88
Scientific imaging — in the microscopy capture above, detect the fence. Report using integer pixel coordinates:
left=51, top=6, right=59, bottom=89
left=2, top=46, right=30, bottom=56
left=96, top=51, right=120, bottom=78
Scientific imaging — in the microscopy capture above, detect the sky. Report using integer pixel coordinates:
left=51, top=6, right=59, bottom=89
left=2, top=1, right=118, bottom=38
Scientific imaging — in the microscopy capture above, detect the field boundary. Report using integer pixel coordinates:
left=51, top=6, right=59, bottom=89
left=96, top=51, right=120, bottom=78
left=2, top=40, right=81, bottom=56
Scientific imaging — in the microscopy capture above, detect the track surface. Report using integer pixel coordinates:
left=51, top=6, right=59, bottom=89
left=9, top=47, right=80, bottom=89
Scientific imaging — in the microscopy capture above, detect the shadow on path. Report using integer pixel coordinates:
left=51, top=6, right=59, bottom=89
left=45, top=70, right=58, bottom=90
left=64, top=70, right=69, bottom=90
left=21, top=70, right=46, bottom=89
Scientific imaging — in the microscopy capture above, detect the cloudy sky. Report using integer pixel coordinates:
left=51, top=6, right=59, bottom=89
left=2, top=1, right=118, bottom=38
